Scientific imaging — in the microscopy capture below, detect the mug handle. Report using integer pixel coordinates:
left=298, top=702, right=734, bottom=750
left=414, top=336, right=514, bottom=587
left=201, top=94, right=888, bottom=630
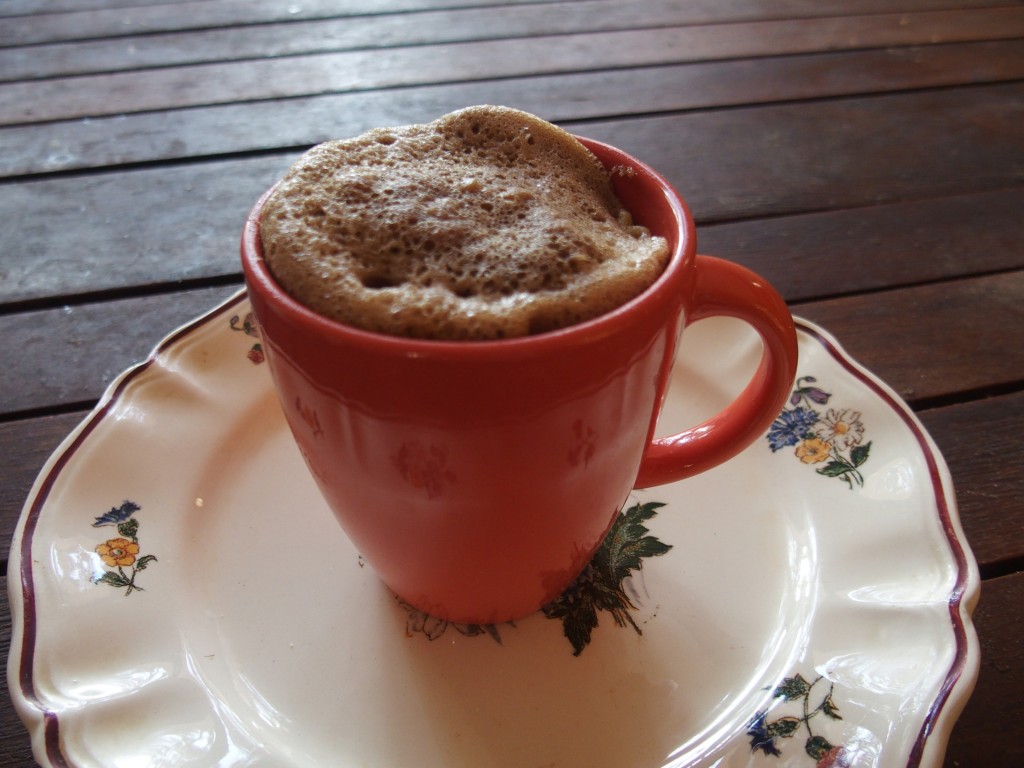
left=634, top=255, right=799, bottom=488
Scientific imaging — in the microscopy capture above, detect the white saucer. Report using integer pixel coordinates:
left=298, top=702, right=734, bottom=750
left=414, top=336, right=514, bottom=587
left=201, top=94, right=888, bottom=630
left=7, top=290, right=979, bottom=768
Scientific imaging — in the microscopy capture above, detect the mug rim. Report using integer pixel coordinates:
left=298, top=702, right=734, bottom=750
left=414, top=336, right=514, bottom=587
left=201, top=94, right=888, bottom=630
left=240, top=136, right=696, bottom=360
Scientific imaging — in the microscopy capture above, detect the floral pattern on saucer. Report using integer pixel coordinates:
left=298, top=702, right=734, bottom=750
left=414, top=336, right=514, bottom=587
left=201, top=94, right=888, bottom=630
left=767, top=376, right=871, bottom=488
left=91, top=500, right=157, bottom=595
left=748, top=673, right=850, bottom=767
left=229, top=311, right=265, bottom=364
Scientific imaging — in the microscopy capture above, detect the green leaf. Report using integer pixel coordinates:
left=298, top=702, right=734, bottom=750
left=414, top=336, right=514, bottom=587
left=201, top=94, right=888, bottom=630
left=805, top=735, right=835, bottom=760
left=544, top=580, right=602, bottom=655
left=118, top=518, right=139, bottom=540
left=767, top=716, right=802, bottom=739
left=135, top=554, right=158, bottom=571
left=593, top=582, right=642, bottom=633
left=816, top=461, right=852, bottom=478
left=775, top=674, right=811, bottom=700
left=634, top=537, right=673, bottom=559
left=545, top=501, right=673, bottom=655
left=851, top=442, right=872, bottom=467
left=94, top=571, right=131, bottom=588
left=588, top=578, right=631, bottom=612
left=561, top=598, right=599, bottom=656
left=822, top=693, right=842, bottom=720
left=597, top=502, right=672, bottom=584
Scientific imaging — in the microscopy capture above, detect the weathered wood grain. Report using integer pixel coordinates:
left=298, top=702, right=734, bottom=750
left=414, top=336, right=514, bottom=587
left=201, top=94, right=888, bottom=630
left=6, top=39, right=1024, bottom=177
left=943, top=572, right=1024, bottom=767
left=0, top=0, right=840, bottom=82
left=795, top=271, right=1024, bottom=406
left=0, top=155, right=289, bottom=306
left=0, top=411, right=86, bottom=559
left=0, top=0, right=207, bottom=17
left=699, top=188, right=1024, bottom=302
left=4, top=1, right=1022, bottom=82
left=4, top=0, right=1016, bottom=38
left=578, top=82, right=1024, bottom=221
left=4, top=8, right=1024, bottom=125
left=0, top=0, right=561, bottom=44
left=920, top=391, right=1024, bottom=573
left=0, top=587, right=41, bottom=767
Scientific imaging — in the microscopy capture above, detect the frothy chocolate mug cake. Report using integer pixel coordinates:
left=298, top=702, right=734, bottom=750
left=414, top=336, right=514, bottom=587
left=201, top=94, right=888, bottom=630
left=242, top=107, right=799, bottom=624
left=259, top=106, right=669, bottom=340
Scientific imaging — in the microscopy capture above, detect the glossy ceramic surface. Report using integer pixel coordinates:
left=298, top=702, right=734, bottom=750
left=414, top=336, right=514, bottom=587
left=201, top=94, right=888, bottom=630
left=241, top=136, right=798, bottom=623
left=8, top=292, right=978, bottom=768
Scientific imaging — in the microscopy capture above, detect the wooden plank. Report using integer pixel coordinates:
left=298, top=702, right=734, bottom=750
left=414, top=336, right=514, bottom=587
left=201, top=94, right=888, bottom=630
left=1, top=0, right=672, bottom=82
left=0, top=0, right=560, bottom=44
left=0, top=155, right=289, bottom=307
left=4, top=8, right=1024, bottom=125
left=576, top=82, right=1024, bottom=223
left=0, top=411, right=86, bottom=557
left=0, top=0, right=206, bottom=18
left=0, top=0, right=814, bottom=82
left=943, top=572, right=1024, bottom=767
left=5, top=1, right=1022, bottom=82
left=919, top=391, right=1024, bottom=571
left=699, top=188, right=1024, bottom=303
left=6, top=39, right=1024, bottom=177
left=0, top=284, right=241, bottom=416
left=2, top=84, right=1022, bottom=307
left=795, top=271, right=1024, bottom=406
left=1, top=0, right=1013, bottom=39
left=0, top=589, right=41, bottom=767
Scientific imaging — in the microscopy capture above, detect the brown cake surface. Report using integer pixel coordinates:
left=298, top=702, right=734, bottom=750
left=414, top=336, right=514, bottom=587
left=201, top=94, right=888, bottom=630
left=260, top=105, right=669, bottom=340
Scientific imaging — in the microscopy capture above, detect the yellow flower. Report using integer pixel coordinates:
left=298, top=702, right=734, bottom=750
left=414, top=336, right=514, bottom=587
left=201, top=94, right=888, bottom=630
left=795, top=437, right=831, bottom=464
left=97, top=537, right=140, bottom=567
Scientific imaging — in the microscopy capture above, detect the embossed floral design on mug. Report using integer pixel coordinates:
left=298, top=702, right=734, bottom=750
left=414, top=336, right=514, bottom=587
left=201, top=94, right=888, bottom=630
left=241, top=134, right=798, bottom=624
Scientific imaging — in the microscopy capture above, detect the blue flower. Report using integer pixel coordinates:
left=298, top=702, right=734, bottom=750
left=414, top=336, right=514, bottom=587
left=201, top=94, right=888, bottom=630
left=93, top=500, right=140, bottom=527
left=747, top=713, right=781, bottom=756
left=767, top=407, right=819, bottom=452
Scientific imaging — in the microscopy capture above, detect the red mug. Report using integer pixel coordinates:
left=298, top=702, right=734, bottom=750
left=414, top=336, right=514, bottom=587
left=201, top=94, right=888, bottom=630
left=241, top=137, right=798, bottom=624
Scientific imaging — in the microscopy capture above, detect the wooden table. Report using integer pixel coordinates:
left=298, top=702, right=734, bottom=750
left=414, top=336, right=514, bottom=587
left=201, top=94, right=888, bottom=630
left=1, top=1, right=1021, bottom=765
